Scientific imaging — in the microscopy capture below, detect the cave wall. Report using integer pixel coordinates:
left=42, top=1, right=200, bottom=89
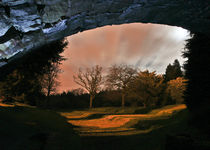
left=0, top=0, right=209, bottom=66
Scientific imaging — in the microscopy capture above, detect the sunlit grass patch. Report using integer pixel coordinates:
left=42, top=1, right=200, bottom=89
left=0, top=103, right=14, bottom=107
left=64, top=104, right=187, bottom=137
left=60, top=111, right=94, bottom=119
left=149, top=104, right=186, bottom=115
left=60, top=106, right=145, bottom=120
left=88, top=107, right=143, bottom=114
left=69, top=116, right=133, bottom=129
left=79, top=108, right=191, bottom=150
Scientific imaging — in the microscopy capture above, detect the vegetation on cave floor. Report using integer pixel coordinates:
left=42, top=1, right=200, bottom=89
left=0, top=104, right=81, bottom=150
left=61, top=104, right=187, bottom=136
left=0, top=103, right=209, bottom=150
left=61, top=104, right=210, bottom=150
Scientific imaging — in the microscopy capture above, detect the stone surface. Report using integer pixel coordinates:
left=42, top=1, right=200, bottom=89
left=0, top=0, right=209, bottom=66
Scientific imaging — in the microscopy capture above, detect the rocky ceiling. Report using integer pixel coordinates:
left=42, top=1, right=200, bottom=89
left=0, top=0, right=209, bottom=67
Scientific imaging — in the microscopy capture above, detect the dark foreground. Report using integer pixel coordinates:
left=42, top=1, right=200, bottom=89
left=0, top=104, right=209, bottom=150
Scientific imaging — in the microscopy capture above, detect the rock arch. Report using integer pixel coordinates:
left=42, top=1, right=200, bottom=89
left=0, top=0, right=209, bottom=65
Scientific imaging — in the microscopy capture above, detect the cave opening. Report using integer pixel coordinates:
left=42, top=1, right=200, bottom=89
left=0, top=0, right=209, bottom=149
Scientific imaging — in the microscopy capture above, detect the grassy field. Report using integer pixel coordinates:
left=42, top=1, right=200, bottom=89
left=60, top=104, right=195, bottom=150
left=80, top=110, right=189, bottom=150
left=1, top=103, right=209, bottom=150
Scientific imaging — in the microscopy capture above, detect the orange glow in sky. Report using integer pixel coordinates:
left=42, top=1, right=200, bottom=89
left=59, top=23, right=189, bottom=92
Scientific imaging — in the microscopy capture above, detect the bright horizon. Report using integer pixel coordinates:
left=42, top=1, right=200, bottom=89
left=58, top=23, right=189, bottom=92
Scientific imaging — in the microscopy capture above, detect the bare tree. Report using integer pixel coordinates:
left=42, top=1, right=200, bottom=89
left=106, top=64, right=137, bottom=107
left=73, top=65, right=103, bottom=108
left=42, top=62, right=62, bottom=97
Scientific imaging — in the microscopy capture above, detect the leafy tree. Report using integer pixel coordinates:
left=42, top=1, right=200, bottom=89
left=164, top=59, right=183, bottom=82
left=173, top=59, right=183, bottom=77
left=0, top=70, right=25, bottom=102
left=0, top=39, right=67, bottom=105
left=165, top=63, right=173, bottom=82
left=166, top=77, right=188, bottom=104
left=73, top=65, right=103, bottom=108
left=132, top=70, right=164, bottom=107
left=106, top=64, right=137, bottom=107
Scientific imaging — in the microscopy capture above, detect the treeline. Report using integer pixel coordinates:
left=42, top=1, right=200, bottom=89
left=0, top=38, right=187, bottom=110
left=47, top=59, right=187, bottom=109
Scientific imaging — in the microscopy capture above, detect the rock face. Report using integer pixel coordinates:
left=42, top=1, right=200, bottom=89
left=0, top=0, right=209, bottom=66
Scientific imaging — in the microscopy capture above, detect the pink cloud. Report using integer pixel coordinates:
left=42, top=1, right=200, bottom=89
left=58, top=23, right=189, bottom=92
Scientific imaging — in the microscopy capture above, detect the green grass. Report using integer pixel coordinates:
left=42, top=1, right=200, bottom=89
left=75, top=105, right=180, bottom=115
left=78, top=105, right=210, bottom=150
left=80, top=109, right=190, bottom=150
left=58, top=104, right=192, bottom=150
left=0, top=106, right=81, bottom=150
left=83, top=106, right=144, bottom=114
left=76, top=106, right=156, bottom=115
left=1, top=104, right=209, bottom=150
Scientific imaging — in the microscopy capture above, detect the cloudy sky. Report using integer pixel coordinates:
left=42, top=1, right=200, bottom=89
left=58, top=23, right=189, bottom=92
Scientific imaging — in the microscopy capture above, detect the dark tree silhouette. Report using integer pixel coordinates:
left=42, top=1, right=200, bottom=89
left=173, top=59, right=183, bottom=77
left=0, top=39, right=67, bottom=105
left=164, top=59, right=183, bottom=82
left=165, top=64, right=174, bottom=82
left=183, top=33, right=210, bottom=132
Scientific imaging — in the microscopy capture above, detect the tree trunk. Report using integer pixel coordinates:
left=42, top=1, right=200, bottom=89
left=89, top=95, right=93, bottom=109
left=47, top=86, right=51, bottom=97
left=46, top=88, right=50, bottom=107
left=121, top=93, right=125, bottom=108
left=47, top=91, right=50, bottom=97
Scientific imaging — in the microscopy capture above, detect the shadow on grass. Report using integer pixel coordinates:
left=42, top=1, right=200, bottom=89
left=134, top=106, right=158, bottom=114
left=80, top=110, right=190, bottom=150
left=80, top=109, right=210, bottom=150
left=0, top=106, right=81, bottom=150
left=134, top=109, right=188, bottom=130
left=2, top=105, right=208, bottom=150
